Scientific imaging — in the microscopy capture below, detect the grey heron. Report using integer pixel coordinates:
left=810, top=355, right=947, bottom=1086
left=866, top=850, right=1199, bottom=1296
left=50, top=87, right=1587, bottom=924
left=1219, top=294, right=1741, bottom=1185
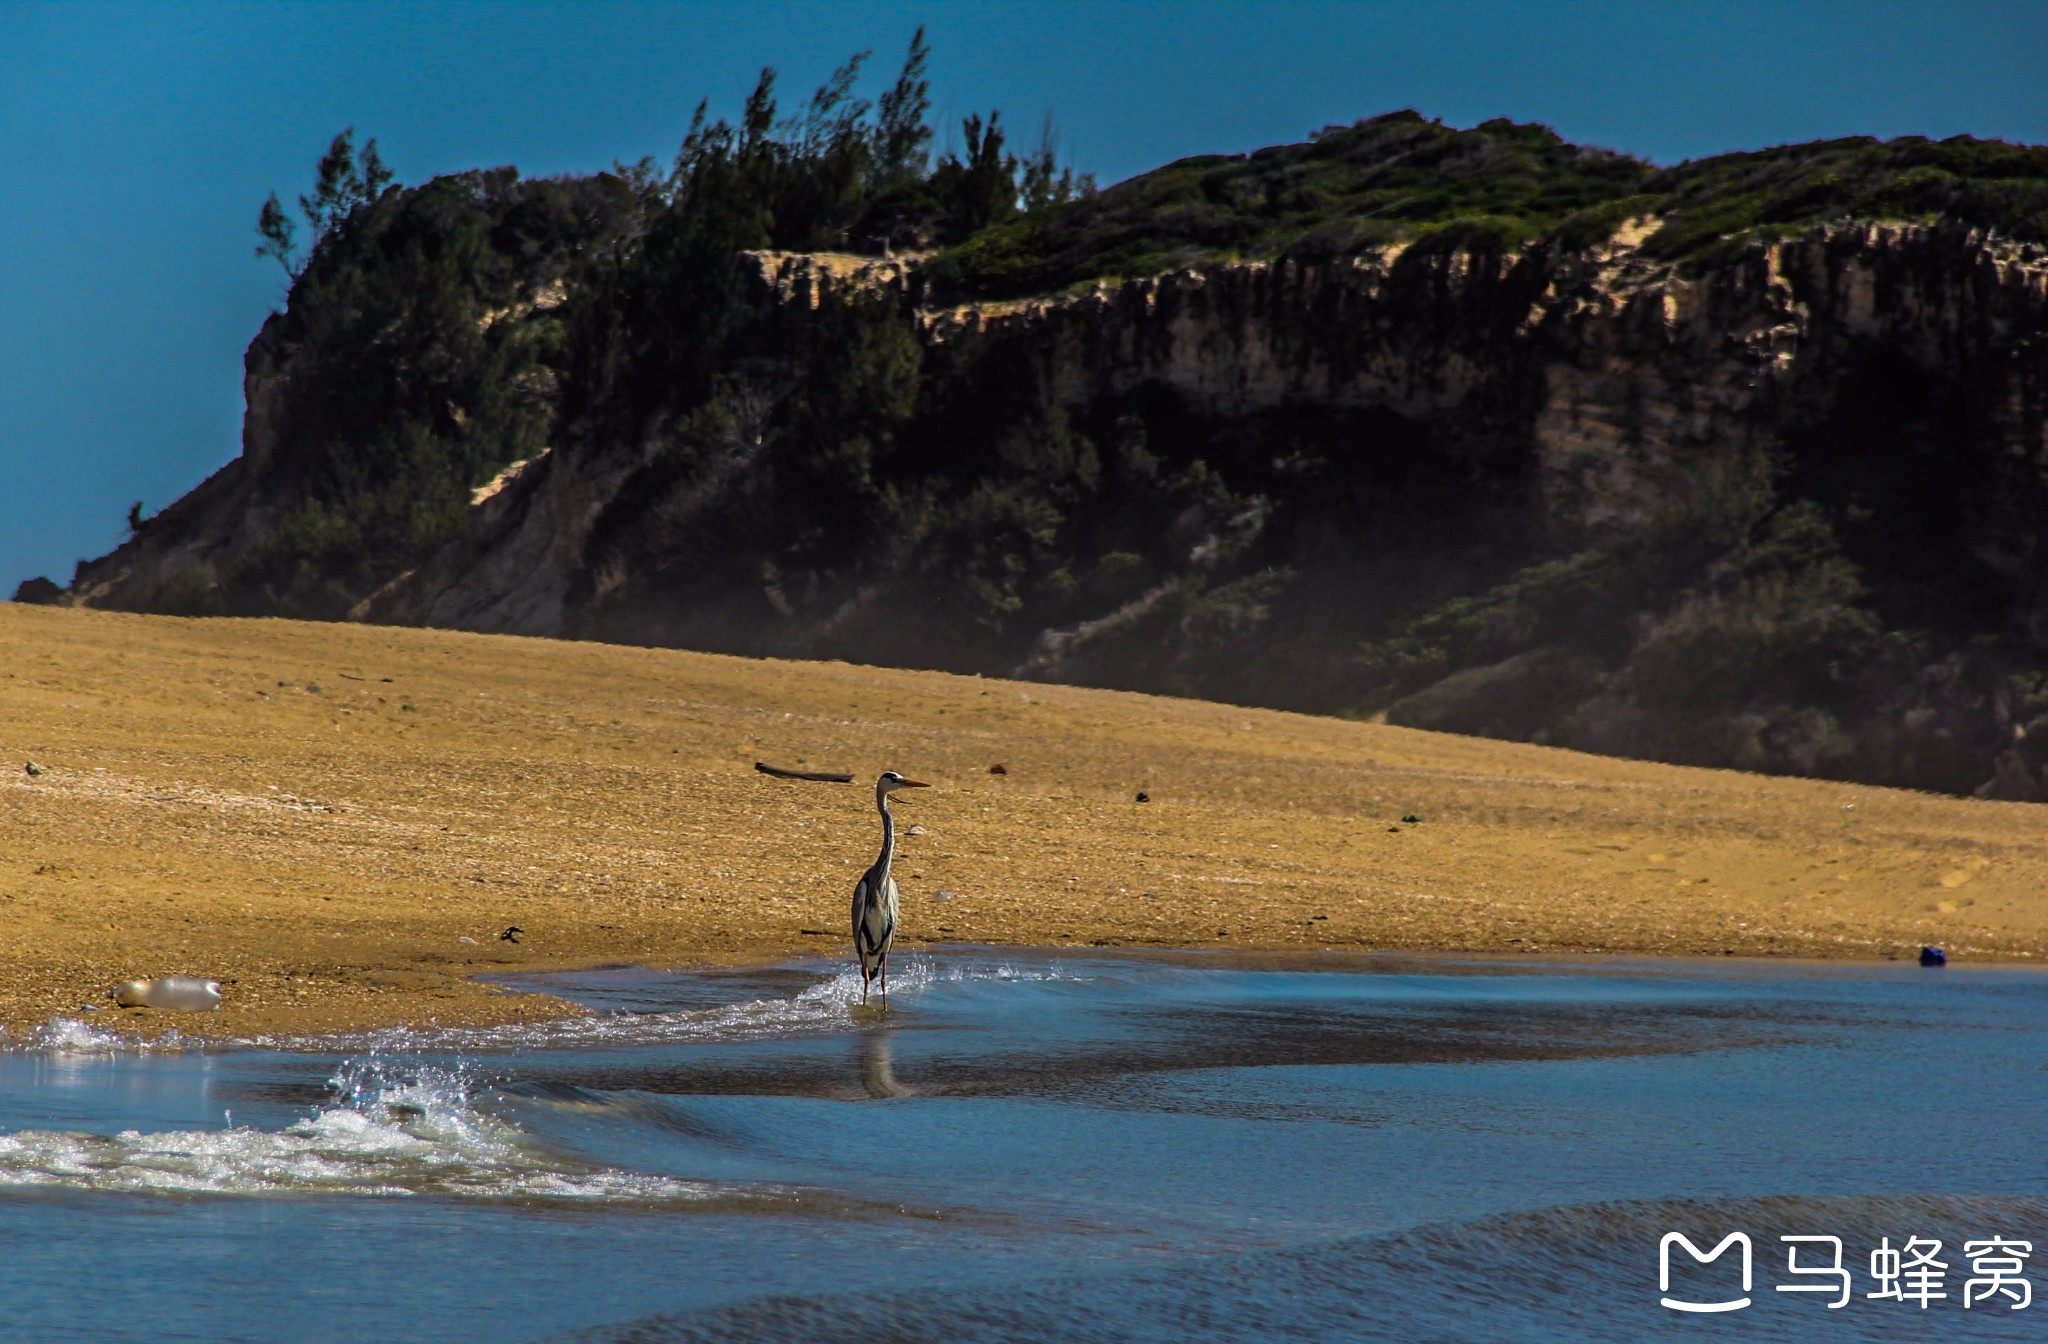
left=852, top=770, right=928, bottom=1004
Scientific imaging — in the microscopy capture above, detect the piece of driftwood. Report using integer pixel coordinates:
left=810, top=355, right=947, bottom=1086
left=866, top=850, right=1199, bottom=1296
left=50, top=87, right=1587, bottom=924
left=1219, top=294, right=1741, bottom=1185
left=755, top=761, right=855, bottom=783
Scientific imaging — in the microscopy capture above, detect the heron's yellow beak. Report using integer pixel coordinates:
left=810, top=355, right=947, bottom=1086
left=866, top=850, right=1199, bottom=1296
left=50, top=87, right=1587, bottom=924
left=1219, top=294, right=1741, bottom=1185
left=898, top=779, right=930, bottom=789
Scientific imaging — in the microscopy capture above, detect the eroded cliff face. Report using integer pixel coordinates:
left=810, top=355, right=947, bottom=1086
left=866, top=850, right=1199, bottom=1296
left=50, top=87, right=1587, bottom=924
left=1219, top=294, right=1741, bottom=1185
left=1532, top=224, right=2047, bottom=574
left=66, top=318, right=291, bottom=612
left=69, top=223, right=2048, bottom=794
left=360, top=224, right=2039, bottom=618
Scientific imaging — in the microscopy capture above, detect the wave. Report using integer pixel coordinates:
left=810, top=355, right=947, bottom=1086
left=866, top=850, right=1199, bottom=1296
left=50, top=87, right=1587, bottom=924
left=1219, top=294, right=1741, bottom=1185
left=0, top=1055, right=796, bottom=1205
left=238, top=954, right=1082, bottom=1055
left=3, top=1015, right=201, bottom=1055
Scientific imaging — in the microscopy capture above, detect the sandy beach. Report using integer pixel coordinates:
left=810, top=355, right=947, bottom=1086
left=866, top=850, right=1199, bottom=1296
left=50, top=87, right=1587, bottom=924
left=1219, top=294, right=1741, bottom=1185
left=2, top=602, right=2043, bottom=1040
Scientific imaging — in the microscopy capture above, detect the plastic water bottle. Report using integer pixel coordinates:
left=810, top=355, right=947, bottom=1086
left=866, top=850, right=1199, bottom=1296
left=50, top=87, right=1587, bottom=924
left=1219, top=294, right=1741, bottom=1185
left=110, top=977, right=223, bottom=1011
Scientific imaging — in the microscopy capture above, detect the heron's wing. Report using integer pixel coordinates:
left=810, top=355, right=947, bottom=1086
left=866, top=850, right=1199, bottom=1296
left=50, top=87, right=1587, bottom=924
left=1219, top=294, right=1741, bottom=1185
left=852, top=873, right=887, bottom=957
left=874, top=877, right=898, bottom=946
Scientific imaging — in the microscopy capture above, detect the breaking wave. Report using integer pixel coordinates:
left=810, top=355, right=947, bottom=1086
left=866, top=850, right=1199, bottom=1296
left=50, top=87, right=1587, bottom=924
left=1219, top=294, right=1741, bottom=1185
left=0, top=1056, right=785, bottom=1204
left=15, top=1015, right=196, bottom=1055
left=242, top=955, right=1081, bottom=1054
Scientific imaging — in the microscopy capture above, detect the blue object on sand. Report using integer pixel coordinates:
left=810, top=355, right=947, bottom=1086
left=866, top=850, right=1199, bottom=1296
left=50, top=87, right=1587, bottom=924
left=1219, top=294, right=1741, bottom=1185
left=1919, top=946, right=1947, bottom=967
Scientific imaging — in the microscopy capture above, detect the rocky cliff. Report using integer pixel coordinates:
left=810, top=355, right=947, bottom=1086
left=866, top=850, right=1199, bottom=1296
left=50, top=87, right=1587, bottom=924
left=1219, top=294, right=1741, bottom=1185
left=52, top=118, right=2048, bottom=798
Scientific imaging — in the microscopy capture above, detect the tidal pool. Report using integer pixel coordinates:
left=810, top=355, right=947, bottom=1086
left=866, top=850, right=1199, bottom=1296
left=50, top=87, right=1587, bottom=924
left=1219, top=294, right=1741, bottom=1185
left=0, top=949, right=2040, bottom=1342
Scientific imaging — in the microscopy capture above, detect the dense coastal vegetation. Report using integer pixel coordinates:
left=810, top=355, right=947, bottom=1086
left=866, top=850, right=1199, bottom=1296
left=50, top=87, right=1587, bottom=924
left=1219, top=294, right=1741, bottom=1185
left=36, top=33, right=2048, bottom=798
left=940, top=114, right=2048, bottom=295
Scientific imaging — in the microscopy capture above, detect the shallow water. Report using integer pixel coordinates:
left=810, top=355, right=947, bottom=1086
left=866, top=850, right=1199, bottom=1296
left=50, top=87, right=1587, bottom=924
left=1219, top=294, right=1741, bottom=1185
left=0, top=950, right=2041, bottom=1341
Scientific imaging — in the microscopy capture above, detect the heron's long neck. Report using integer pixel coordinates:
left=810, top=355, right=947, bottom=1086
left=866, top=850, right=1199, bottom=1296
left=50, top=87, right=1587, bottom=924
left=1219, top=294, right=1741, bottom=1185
left=874, top=790, right=896, bottom=875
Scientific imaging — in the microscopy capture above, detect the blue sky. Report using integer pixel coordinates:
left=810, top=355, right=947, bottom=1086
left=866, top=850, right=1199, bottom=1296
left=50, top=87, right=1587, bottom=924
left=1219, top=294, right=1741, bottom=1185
left=4, top=0, right=2045, bottom=594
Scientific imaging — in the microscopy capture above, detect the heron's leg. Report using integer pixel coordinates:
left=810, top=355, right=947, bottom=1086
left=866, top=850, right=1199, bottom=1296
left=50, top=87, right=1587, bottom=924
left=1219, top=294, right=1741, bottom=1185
left=880, top=957, right=889, bottom=1003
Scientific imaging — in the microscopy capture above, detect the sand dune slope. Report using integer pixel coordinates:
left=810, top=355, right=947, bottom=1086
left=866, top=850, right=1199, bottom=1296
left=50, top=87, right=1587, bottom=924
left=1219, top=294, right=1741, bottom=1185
left=2, top=605, right=2042, bottom=1038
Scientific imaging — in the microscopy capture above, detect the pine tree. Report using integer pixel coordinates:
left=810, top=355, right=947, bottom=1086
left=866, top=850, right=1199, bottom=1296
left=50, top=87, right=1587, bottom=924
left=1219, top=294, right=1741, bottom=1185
left=873, top=26, right=932, bottom=187
left=956, top=112, right=1018, bottom=233
left=255, top=128, right=398, bottom=282
left=255, top=193, right=299, bottom=277
left=1020, top=115, right=1096, bottom=212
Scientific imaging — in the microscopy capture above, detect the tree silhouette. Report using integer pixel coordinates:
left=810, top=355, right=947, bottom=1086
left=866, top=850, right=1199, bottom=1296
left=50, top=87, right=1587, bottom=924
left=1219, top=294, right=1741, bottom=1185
left=254, top=128, right=396, bottom=280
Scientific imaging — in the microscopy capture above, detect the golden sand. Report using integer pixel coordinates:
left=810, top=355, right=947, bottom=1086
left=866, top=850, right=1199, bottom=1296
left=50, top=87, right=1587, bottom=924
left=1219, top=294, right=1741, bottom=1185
left=2, top=603, right=2042, bottom=1040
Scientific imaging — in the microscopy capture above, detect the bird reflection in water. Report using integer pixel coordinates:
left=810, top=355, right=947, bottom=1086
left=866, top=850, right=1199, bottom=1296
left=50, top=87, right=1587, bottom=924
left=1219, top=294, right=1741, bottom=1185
left=858, top=1029, right=912, bottom=1099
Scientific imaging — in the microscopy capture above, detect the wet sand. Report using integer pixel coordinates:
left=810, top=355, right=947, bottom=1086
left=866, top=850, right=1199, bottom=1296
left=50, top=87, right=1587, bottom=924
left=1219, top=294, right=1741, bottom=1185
left=3, top=603, right=2044, bottom=1039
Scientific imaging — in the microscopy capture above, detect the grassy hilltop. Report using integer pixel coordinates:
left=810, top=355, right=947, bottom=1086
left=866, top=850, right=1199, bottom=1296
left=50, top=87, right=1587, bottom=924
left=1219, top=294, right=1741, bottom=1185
left=939, top=109, right=2048, bottom=294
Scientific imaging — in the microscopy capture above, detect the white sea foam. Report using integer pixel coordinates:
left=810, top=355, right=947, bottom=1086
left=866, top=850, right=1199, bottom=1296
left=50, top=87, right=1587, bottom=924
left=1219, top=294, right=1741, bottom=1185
left=18, top=1016, right=193, bottom=1055
left=0, top=960, right=1082, bottom=1200
left=245, top=955, right=1080, bottom=1054
left=0, top=1057, right=742, bottom=1201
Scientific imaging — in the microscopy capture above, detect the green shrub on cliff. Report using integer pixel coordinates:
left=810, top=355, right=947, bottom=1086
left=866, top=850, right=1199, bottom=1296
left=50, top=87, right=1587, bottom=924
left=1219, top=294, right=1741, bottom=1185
left=1366, top=433, right=2042, bottom=792
left=934, top=111, right=1656, bottom=297
left=224, top=168, right=630, bottom=617
left=934, top=115, right=2048, bottom=299
left=1644, top=133, right=2048, bottom=266
left=233, top=32, right=1092, bottom=619
left=559, top=32, right=1090, bottom=443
